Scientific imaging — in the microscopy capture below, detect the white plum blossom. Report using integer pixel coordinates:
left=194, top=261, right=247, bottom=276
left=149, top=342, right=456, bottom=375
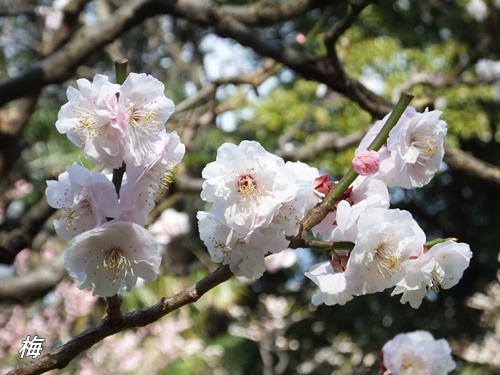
left=64, top=220, right=161, bottom=297
left=307, top=206, right=423, bottom=308
left=55, top=75, right=124, bottom=168
left=305, top=262, right=355, bottom=306
left=197, top=209, right=299, bottom=279
left=357, top=107, right=447, bottom=189
left=197, top=142, right=323, bottom=279
left=392, top=240, right=473, bottom=308
left=120, top=131, right=185, bottom=225
left=50, top=72, right=187, bottom=298
left=117, top=73, right=175, bottom=166
left=385, top=107, right=447, bottom=188
left=55, top=73, right=176, bottom=169
left=197, top=211, right=266, bottom=279
left=313, top=177, right=390, bottom=243
left=273, top=161, right=322, bottom=236
left=45, top=164, right=121, bottom=240
left=201, top=140, right=297, bottom=234
left=382, top=330, right=456, bottom=375
left=345, top=208, right=426, bottom=294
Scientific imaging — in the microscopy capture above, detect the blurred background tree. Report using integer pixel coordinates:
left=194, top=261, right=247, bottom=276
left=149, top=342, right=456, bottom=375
left=1, top=0, right=500, bottom=374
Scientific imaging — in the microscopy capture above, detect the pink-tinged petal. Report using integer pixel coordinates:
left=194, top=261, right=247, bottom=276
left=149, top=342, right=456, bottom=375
left=118, top=73, right=176, bottom=166
left=65, top=220, right=161, bottom=297
left=382, top=331, right=455, bottom=374
left=45, top=164, right=121, bottom=240
left=55, top=75, right=125, bottom=168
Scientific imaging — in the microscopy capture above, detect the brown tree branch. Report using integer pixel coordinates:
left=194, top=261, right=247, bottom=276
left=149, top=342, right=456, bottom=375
left=0, top=0, right=153, bottom=107
left=0, top=0, right=389, bottom=118
left=0, top=95, right=39, bottom=180
left=0, top=254, right=66, bottom=304
left=0, top=200, right=55, bottom=265
left=7, top=264, right=233, bottom=375
left=0, top=0, right=90, bottom=179
left=324, top=0, right=375, bottom=45
left=0, top=6, right=37, bottom=17
left=166, top=1, right=392, bottom=117
left=0, top=0, right=329, bottom=108
left=443, top=144, right=500, bottom=185
left=281, top=130, right=366, bottom=162
left=221, top=0, right=329, bottom=26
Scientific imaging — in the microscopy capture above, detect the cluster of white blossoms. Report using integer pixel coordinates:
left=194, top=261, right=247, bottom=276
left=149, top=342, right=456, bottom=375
left=197, top=141, right=323, bottom=279
left=381, top=330, right=456, bottom=374
left=306, top=107, right=472, bottom=308
left=41, top=70, right=475, bottom=375
left=46, top=73, right=185, bottom=297
left=46, top=69, right=472, bottom=314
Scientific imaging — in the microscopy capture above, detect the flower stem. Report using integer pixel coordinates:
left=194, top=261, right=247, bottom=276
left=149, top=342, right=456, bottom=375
left=322, top=92, right=414, bottom=209
left=305, top=239, right=354, bottom=253
left=425, top=237, right=458, bottom=248
left=114, top=58, right=129, bottom=85
left=106, top=294, right=123, bottom=321
left=288, top=93, right=414, bottom=250
left=111, top=59, right=129, bottom=197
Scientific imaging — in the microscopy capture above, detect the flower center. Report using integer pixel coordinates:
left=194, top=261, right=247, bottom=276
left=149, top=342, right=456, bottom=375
left=373, top=241, right=401, bottom=276
left=129, top=105, right=161, bottom=133
left=237, top=174, right=257, bottom=198
left=76, top=112, right=110, bottom=141
left=64, top=195, right=93, bottom=229
left=399, top=352, right=427, bottom=374
left=102, top=246, right=129, bottom=274
left=429, top=269, right=444, bottom=292
left=410, top=133, right=437, bottom=164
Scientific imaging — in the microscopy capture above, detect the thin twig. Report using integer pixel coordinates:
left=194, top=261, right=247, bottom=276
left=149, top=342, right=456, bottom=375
left=7, top=265, right=233, bottom=375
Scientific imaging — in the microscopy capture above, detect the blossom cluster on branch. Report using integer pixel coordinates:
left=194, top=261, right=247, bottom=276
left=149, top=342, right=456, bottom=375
left=197, top=140, right=323, bottom=279
left=45, top=72, right=185, bottom=297
left=46, top=71, right=472, bottom=306
left=44, top=70, right=472, bottom=375
left=196, top=105, right=472, bottom=310
left=306, top=108, right=472, bottom=308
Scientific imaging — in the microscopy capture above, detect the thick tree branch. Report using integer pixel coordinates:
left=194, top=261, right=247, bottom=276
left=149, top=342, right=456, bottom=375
left=324, top=0, right=375, bottom=45
left=167, top=0, right=392, bottom=117
left=443, top=144, right=500, bottom=185
left=0, top=0, right=390, bottom=118
left=7, top=264, right=233, bottom=375
left=0, top=0, right=153, bottom=107
left=0, top=6, right=37, bottom=17
left=221, top=0, right=330, bottom=26
left=0, top=254, right=66, bottom=303
left=0, top=0, right=329, bottom=108
left=0, top=96, right=39, bottom=179
left=0, top=200, right=55, bottom=265
left=0, top=0, right=90, bottom=179
left=281, top=130, right=366, bottom=162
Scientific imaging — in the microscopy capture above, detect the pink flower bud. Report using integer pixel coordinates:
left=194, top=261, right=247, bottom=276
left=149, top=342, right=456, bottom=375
left=352, top=150, right=380, bottom=176
left=295, top=33, right=306, bottom=44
